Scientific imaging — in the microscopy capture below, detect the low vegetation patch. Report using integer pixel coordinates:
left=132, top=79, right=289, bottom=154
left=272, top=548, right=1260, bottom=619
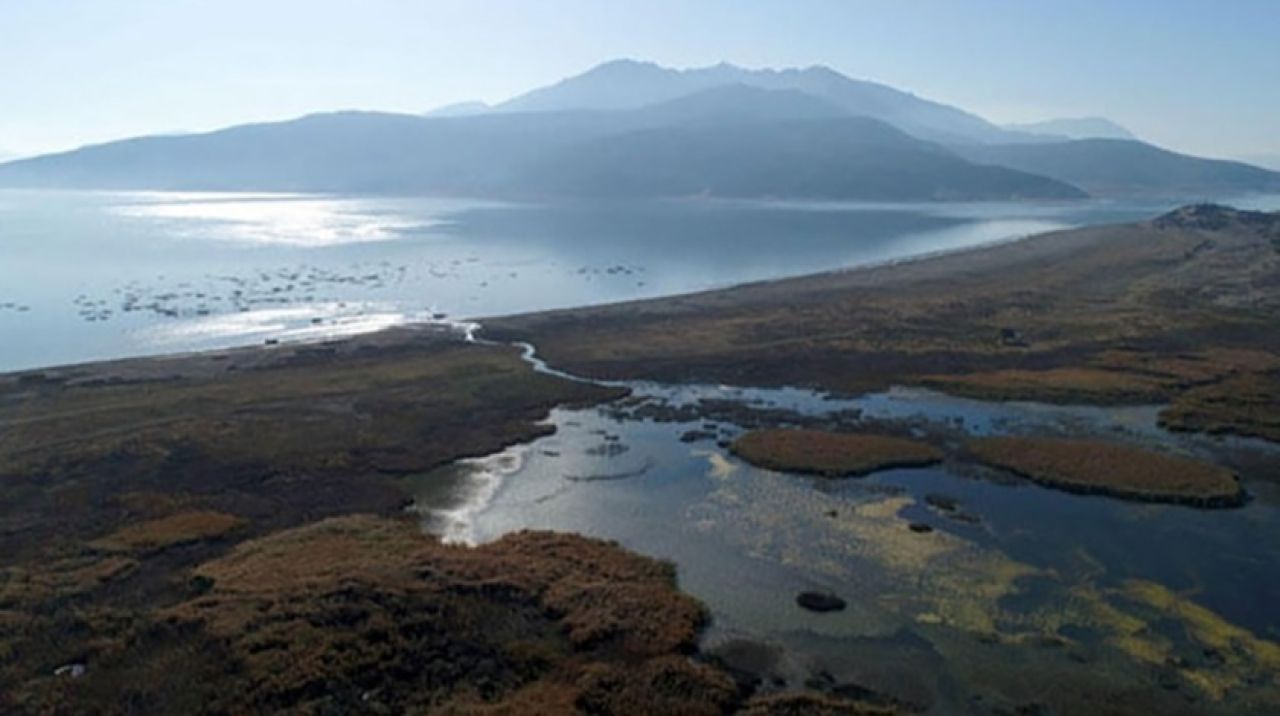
left=731, top=429, right=942, bottom=477
left=920, top=367, right=1170, bottom=404
left=158, top=515, right=719, bottom=713
left=90, top=511, right=246, bottom=553
left=1160, top=371, right=1280, bottom=443
left=968, top=436, right=1243, bottom=507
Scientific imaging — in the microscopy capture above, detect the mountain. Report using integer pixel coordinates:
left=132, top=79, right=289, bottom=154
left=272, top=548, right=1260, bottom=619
left=521, top=116, right=1085, bottom=201
left=0, top=86, right=1084, bottom=201
left=1004, top=117, right=1136, bottom=141
left=497, top=59, right=1030, bottom=145
left=0, top=111, right=620, bottom=193
left=621, top=84, right=849, bottom=127
left=954, top=139, right=1280, bottom=198
left=424, top=101, right=491, bottom=117
left=4, top=59, right=1275, bottom=201
left=1238, top=153, right=1280, bottom=172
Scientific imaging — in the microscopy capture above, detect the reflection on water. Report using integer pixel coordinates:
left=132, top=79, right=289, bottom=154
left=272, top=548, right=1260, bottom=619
left=7, top=189, right=1274, bottom=372
left=410, top=376, right=1280, bottom=712
left=110, top=192, right=439, bottom=247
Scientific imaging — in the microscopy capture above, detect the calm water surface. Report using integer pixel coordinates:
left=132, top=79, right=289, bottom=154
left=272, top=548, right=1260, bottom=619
left=7, top=189, right=1277, bottom=372
left=409, top=372, right=1280, bottom=712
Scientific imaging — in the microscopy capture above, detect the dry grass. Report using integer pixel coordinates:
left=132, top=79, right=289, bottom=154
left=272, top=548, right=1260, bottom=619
left=0, top=339, right=624, bottom=481
left=90, top=511, right=246, bottom=553
left=731, top=429, right=942, bottom=477
left=0, top=555, right=139, bottom=608
left=157, top=515, right=717, bottom=713
left=739, top=693, right=905, bottom=716
left=1160, top=371, right=1280, bottom=442
left=920, top=367, right=1170, bottom=404
left=968, top=436, right=1243, bottom=506
left=0, top=334, right=635, bottom=714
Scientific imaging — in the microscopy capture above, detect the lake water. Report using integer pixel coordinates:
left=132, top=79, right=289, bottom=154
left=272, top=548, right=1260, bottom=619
left=6, top=189, right=1278, bottom=372
left=408, top=358, right=1280, bottom=713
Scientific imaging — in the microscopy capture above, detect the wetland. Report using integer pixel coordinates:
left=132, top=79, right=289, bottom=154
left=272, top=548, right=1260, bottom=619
left=3, top=203, right=1280, bottom=714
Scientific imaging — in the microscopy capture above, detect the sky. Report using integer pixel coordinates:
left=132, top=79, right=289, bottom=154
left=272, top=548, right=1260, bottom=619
left=2, top=0, right=1278, bottom=162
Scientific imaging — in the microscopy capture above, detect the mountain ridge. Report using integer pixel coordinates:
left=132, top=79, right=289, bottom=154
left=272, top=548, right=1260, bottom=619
left=496, top=59, right=1026, bottom=145
left=3, top=59, right=1278, bottom=201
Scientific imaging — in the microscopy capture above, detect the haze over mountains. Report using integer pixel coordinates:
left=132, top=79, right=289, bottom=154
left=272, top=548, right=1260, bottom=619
left=2, top=60, right=1278, bottom=201
left=1002, top=117, right=1136, bottom=141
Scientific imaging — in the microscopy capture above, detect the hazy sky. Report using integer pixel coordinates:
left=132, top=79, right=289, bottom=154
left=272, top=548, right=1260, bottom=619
left=3, top=0, right=1278, bottom=160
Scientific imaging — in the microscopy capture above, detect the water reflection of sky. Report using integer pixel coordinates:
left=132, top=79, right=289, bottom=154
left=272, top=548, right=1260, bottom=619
left=437, top=383, right=1280, bottom=709
left=2, top=189, right=1278, bottom=371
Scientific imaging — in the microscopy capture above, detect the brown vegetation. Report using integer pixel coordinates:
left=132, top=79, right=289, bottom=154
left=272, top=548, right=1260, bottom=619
left=0, top=332, right=623, bottom=565
left=731, top=429, right=942, bottom=477
left=90, top=511, right=246, bottom=553
left=968, top=436, right=1244, bottom=506
left=738, top=693, right=904, bottom=716
left=920, top=367, right=1169, bottom=404
left=1160, top=371, right=1280, bottom=442
left=153, top=515, right=718, bottom=713
left=0, top=331, right=644, bottom=714
left=2, top=513, right=737, bottom=713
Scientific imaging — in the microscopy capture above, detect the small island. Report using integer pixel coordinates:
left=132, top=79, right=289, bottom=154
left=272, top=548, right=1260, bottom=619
left=968, top=436, right=1244, bottom=507
left=730, top=429, right=943, bottom=477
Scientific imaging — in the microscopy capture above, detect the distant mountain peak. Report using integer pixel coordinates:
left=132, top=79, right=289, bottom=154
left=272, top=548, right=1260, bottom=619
left=496, top=58, right=1015, bottom=144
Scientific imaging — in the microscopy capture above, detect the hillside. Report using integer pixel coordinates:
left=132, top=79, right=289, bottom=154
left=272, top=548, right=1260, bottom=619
left=956, top=138, right=1280, bottom=198
left=522, top=116, right=1086, bottom=200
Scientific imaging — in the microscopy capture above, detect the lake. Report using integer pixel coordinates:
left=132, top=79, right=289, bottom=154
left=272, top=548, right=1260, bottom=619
left=6, top=189, right=1278, bottom=372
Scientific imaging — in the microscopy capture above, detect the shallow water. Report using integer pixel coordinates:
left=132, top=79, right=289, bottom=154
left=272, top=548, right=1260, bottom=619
left=8, top=189, right=1278, bottom=372
left=407, top=367, right=1280, bottom=712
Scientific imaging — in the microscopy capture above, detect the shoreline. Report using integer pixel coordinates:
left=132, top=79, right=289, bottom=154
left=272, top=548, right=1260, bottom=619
left=4, top=191, right=1229, bottom=378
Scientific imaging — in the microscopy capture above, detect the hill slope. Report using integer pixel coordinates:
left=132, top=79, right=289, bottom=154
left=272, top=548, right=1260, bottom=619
left=522, top=116, right=1086, bottom=200
left=955, top=139, right=1280, bottom=198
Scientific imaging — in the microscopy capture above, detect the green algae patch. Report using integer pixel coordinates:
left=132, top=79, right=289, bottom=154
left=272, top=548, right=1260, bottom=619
left=1121, top=579, right=1280, bottom=701
left=731, top=429, right=943, bottom=477
left=968, top=436, right=1243, bottom=507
